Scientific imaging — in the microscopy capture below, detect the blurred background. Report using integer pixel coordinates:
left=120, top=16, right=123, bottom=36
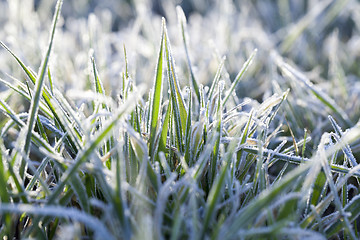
left=0, top=0, right=360, bottom=149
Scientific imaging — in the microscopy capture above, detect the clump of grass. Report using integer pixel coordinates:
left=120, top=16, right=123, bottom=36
left=0, top=0, right=360, bottom=239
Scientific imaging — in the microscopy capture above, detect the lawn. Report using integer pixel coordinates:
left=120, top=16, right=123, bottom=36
left=0, top=0, right=360, bottom=239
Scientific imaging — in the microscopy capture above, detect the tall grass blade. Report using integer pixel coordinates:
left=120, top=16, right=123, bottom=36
left=164, top=21, right=187, bottom=153
left=22, top=0, right=63, bottom=178
left=223, top=49, right=257, bottom=106
left=177, top=6, right=200, bottom=103
left=210, top=85, right=222, bottom=184
left=149, top=19, right=165, bottom=157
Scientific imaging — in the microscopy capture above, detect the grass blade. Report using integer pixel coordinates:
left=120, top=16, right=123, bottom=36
left=149, top=19, right=165, bottom=157
left=22, top=0, right=63, bottom=178
left=325, top=195, right=360, bottom=238
left=223, top=49, right=257, bottom=106
left=275, top=55, right=352, bottom=127
left=164, top=20, right=188, bottom=153
left=177, top=6, right=200, bottom=103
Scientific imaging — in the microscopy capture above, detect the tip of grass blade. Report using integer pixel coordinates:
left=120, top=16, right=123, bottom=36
left=223, top=48, right=257, bottom=106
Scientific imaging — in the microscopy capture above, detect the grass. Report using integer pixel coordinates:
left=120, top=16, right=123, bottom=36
left=0, top=0, right=360, bottom=239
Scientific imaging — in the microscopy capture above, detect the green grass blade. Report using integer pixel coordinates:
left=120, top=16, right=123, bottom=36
left=22, top=0, right=63, bottom=178
left=236, top=110, right=253, bottom=170
left=158, top=101, right=171, bottom=156
left=0, top=2, right=78, bottom=154
left=223, top=49, right=257, bottom=106
left=91, top=55, right=107, bottom=110
left=208, top=57, right=225, bottom=101
left=164, top=20, right=188, bottom=145
left=0, top=41, right=37, bottom=83
left=114, top=149, right=132, bottom=238
left=91, top=56, right=105, bottom=95
left=185, top=90, right=192, bottom=165
left=0, top=141, right=10, bottom=205
left=177, top=6, right=200, bottom=103
left=0, top=77, right=52, bottom=117
left=47, top=67, right=54, bottom=95
left=201, top=159, right=229, bottom=239
left=210, top=85, right=222, bottom=184
left=149, top=19, right=165, bottom=157
left=241, top=146, right=360, bottom=178
left=310, top=171, right=327, bottom=206
left=325, top=195, right=360, bottom=238
left=0, top=99, right=55, bottom=153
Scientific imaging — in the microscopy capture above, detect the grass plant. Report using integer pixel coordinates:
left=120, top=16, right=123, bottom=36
left=0, top=0, right=360, bottom=239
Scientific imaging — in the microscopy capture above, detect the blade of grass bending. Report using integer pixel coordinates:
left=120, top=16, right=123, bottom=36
left=0, top=77, right=52, bottom=117
left=223, top=49, right=257, bottom=106
left=22, top=0, right=63, bottom=178
left=25, top=157, right=50, bottom=191
left=241, top=146, right=360, bottom=178
left=0, top=12, right=78, bottom=154
left=176, top=6, right=200, bottom=103
left=0, top=41, right=37, bottom=84
left=0, top=99, right=54, bottom=153
left=149, top=19, right=165, bottom=157
left=275, top=56, right=352, bottom=127
left=164, top=20, right=187, bottom=140
left=0, top=77, right=51, bottom=142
